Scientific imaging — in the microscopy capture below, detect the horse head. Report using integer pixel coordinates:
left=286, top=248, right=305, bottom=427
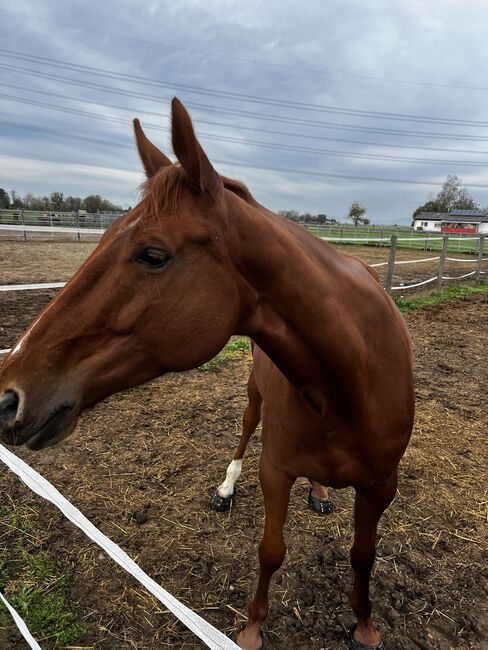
left=0, top=98, right=251, bottom=449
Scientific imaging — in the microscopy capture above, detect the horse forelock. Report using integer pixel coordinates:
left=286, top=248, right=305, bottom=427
left=139, top=163, right=257, bottom=225
left=140, top=164, right=185, bottom=218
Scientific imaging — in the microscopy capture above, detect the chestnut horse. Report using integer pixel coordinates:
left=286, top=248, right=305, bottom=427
left=0, top=98, right=414, bottom=650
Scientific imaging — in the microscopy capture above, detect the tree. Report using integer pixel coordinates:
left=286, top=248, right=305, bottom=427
left=29, top=196, right=47, bottom=211
left=278, top=210, right=300, bottom=222
left=412, top=199, right=442, bottom=218
left=0, top=188, right=10, bottom=208
left=413, top=175, right=478, bottom=217
left=22, top=193, right=34, bottom=209
left=50, top=192, right=64, bottom=211
left=82, top=194, right=104, bottom=213
left=100, top=198, right=122, bottom=212
left=10, top=190, right=23, bottom=209
left=347, top=201, right=368, bottom=226
left=64, top=196, right=82, bottom=211
left=1, top=189, right=123, bottom=213
left=436, top=175, right=478, bottom=212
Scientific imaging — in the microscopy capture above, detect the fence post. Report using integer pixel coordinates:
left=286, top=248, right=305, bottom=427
left=340, top=225, right=344, bottom=243
left=20, top=209, right=26, bottom=241
left=75, top=211, right=80, bottom=242
left=385, top=235, right=397, bottom=294
left=475, top=235, right=485, bottom=282
left=437, top=235, right=449, bottom=291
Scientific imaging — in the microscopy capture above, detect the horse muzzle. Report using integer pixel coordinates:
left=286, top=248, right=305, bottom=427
left=0, top=389, right=79, bottom=450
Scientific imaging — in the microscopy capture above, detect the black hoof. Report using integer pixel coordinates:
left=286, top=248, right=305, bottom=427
left=347, top=625, right=385, bottom=650
left=308, top=487, right=334, bottom=516
left=210, top=489, right=235, bottom=512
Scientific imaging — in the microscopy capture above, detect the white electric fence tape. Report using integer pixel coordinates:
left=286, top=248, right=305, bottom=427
left=446, top=256, right=488, bottom=262
left=391, top=276, right=438, bottom=290
left=0, top=591, right=42, bottom=650
left=370, top=257, right=440, bottom=268
left=442, top=271, right=477, bottom=281
left=0, top=444, right=239, bottom=650
left=0, top=282, right=66, bottom=292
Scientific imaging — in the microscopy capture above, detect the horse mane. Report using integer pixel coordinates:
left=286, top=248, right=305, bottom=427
left=221, top=176, right=257, bottom=206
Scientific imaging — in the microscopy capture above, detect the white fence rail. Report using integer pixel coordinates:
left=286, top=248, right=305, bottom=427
left=0, top=208, right=121, bottom=230
left=0, top=223, right=105, bottom=236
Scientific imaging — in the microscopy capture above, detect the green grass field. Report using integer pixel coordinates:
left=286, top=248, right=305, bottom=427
left=306, top=224, right=485, bottom=254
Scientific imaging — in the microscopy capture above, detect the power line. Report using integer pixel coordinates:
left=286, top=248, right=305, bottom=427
left=0, top=119, right=134, bottom=150
left=1, top=8, right=487, bottom=92
left=4, top=82, right=487, bottom=156
left=218, top=160, right=488, bottom=189
left=2, top=48, right=488, bottom=127
left=1, top=62, right=487, bottom=142
left=2, top=92, right=487, bottom=167
left=2, top=119, right=487, bottom=189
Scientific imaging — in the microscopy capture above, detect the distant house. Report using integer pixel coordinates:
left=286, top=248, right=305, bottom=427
left=413, top=209, right=488, bottom=235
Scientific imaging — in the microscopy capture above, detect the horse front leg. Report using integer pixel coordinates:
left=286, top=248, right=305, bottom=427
left=210, top=370, right=262, bottom=511
left=349, top=471, right=398, bottom=649
left=236, top=454, right=294, bottom=650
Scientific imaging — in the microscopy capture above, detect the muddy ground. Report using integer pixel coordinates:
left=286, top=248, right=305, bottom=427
left=0, top=242, right=487, bottom=650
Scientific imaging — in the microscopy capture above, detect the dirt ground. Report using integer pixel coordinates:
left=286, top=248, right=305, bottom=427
left=0, top=242, right=487, bottom=650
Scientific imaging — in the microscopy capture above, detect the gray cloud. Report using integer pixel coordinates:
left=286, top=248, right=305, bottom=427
left=1, top=0, right=487, bottom=222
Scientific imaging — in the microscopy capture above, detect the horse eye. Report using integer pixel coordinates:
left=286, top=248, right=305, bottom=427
left=136, top=248, right=170, bottom=268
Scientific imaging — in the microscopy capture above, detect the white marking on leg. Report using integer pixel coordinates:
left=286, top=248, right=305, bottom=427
left=217, top=459, right=242, bottom=498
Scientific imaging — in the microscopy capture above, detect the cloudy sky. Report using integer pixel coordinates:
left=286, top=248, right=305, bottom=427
left=1, top=0, right=487, bottom=224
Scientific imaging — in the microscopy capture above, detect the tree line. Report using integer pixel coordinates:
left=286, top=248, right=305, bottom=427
left=279, top=176, right=483, bottom=227
left=279, top=201, right=370, bottom=227
left=2, top=176, right=478, bottom=221
left=0, top=189, right=122, bottom=214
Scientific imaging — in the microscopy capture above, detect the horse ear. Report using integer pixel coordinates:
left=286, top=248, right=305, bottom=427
left=171, top=97, right=222, bottom=197
left=133, top=118, right=172, bottom=178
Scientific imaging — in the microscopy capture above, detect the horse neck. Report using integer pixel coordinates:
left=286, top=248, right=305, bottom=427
left=227, top=198, right=364, bottom=408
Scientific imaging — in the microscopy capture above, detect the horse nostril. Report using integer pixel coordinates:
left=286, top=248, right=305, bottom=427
left=0, top=390, right=20, bottom=425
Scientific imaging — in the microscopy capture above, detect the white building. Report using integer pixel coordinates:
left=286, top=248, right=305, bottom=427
left=413, top=210, right=488, bottom=235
